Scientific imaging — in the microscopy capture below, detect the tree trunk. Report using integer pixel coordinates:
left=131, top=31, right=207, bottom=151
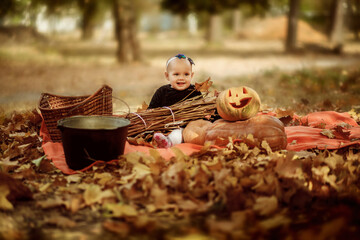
left=112, top=0, right=141, bottom=63
left=207, top=14, right=222, bottom=44
left=329, top=0, right=346, bottom=53
left=355, top=0, right=360, bottom=40
left=285, top=0, right=300, bottom=52
left=80, top=0, right=97, bottom=40
left=346, top=0, right=360, bottom=40
left=188, top=13, right=198, bottom=36
left=128, top=1, right=141, bottom=62
left=232, top=9, right=242, bottom=34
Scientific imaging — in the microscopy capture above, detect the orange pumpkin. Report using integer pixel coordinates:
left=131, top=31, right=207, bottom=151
left=216, top=86, right=261, bottom=121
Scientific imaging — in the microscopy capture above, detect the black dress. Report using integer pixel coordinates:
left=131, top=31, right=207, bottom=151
left=148, top=84, right=202, bottom=109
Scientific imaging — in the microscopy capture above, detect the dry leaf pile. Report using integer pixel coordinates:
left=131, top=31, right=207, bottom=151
left=1, top=109, right=360, bottom=239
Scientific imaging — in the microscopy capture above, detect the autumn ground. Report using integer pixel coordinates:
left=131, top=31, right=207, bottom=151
left=1, top=32, right=360, bottom=240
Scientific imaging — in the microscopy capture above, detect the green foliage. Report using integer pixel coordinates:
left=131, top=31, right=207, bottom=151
left=33, top=0, right=75, bottom=15
left=0, top=0, right=77, bottom=25
left=0, top=0, right=32, bottom=24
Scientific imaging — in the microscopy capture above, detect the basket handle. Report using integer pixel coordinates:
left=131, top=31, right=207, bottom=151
left=67, top=94, right=109, bottom=116
left=67, top=95, right=131, bottom=115
left=67, top=95, right=131, bottom=116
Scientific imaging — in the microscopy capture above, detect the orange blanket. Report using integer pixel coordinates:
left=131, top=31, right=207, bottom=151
left=41, top=111, right=360, bottom=174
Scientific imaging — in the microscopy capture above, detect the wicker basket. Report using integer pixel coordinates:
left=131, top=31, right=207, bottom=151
left=39, top=85, right=113, bottom=142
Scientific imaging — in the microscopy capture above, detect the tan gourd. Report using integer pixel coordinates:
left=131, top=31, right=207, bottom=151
left=205, top=115, right=287, bottom=151
left=183, top=119, right=213, bottom=145
left=184, top=115, right=287, bottom=151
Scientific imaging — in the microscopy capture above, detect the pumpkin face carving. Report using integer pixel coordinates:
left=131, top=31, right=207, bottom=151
left=216, top=86, right=261, bottom=121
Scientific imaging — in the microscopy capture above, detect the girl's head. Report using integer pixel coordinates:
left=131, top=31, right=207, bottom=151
left=165, top=54, right=195, bottom=91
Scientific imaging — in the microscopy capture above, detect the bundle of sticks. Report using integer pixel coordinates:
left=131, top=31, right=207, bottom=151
left=124, top=95, right=217, bottom=137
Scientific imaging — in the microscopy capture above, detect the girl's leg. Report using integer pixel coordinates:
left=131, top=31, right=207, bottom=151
left=153, top=128, right=183, bottom=148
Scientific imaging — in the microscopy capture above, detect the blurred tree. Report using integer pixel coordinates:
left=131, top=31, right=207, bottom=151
left=161, top=0, right=269, bottom=43
left=0, top=0, right=38, bottom=25
left=35, top=0, right=96, bottom=37
left=33, top=0, right=108, bottom=40
left=160, top=0, right=193, bottom=18
left=229, top=0, right=270, bottom=35
left=29, top=0, right=75, bottom=34
left=34, top=0, right=75, bottom=15
left=77, top=0, right=99, bottom=40
left=328, top=0, right=346, bottom=53
left=347, top=0, right=360, bottom=40
left=112, top=0, right=141, bottom=63
left=232, top=9, right=242, bottom=33
left=0, top=0, right=16, bottom=25
left=285, top=0, right=300, bottom=52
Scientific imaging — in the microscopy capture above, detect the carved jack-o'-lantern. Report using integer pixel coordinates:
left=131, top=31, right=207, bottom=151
left=216, top=86, right=261, bottom=121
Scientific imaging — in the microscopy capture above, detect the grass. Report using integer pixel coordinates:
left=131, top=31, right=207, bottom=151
left=214, top=66, right=360, bottom=114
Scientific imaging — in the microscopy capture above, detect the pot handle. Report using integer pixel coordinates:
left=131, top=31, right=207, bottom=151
left=112, top=96, right=131, bottom=117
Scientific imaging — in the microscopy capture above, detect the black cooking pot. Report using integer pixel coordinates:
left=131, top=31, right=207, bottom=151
left=57, top=115, right=130, bottom=170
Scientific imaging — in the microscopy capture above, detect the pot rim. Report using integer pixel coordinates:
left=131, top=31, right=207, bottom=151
left=57, top=115, right=130, bottom=130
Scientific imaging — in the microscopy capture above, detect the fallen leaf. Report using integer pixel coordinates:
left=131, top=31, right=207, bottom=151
left=105, top=203, right=138, bottom=217
left=320, top=129, right=335, bottom=139
left=0, top=172, right=33, bottom=201
left=261, top=141, right=272, bottom=154
left=275, top=156, right=304, bottom=180
left=253, top=196, right=278, bottom=216
left=150, top=185, right=169, bottom=208
left=0, top=157, right=19, bottom=172
left=323, top=153, right=344, bottom=170
left=311, top=166, right=339, bottom=190
left=259, top=214, right=291, bottom=230
left=177, top=199, right=199, bottom=211
left=103, top=220, right=130, bottom=237
left=275, top=108, right=295, bottom=118
left=37, top=196, right=66, bottom=209
left=0, top=185, right=13, bottom=210
left=45, top=215, right=77, bottom=228
left=68, top=194, right=83, bottom=213
left=137, top=101, right=149, bottom=112
left=333, top=125, right=351, bottom=140
left=195, top=77, right=212, bottom=92
left=94, top=172, right=113, bottom=186
left=83, top=184, right=115, bottom=206
left=31, top=155, right=46, bottom=167
left=161, top=162, right=186, bottom=188
left=66, top=174, right=83, bottom=184
left=171, top=147, right=188, bottom=162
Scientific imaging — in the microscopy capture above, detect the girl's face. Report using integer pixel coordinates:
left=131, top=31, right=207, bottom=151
left=165, top=58, right=194, bottom=91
